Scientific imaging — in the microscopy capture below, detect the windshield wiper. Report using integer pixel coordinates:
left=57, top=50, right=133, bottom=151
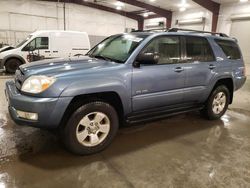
left=90, top=55, right=123, bottom=63
left=91, top=55, right=110, bottom=61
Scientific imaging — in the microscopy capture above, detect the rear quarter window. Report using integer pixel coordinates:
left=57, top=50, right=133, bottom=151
left=215, top=39, right=241, bottom=60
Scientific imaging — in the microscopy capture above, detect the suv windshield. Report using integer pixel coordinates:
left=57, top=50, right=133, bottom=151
left=88, top=34, right=148, bottom=63
left=15, top=35, right=32, bottom=48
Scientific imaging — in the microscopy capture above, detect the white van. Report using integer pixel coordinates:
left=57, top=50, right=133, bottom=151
left=0, top=30, right=90, bottom=73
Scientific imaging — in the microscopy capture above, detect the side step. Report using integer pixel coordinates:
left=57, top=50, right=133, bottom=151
left=126, top=105, right=204, bottom=124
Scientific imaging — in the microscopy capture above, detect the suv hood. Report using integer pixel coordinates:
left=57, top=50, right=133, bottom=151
left=20, top=56, right=122, bottom=77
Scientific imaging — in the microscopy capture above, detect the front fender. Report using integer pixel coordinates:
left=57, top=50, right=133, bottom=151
left=60, top=77, right=132, bottom=114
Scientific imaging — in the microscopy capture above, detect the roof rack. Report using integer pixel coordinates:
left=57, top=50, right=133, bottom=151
left=131, top=28, right=169, bottom=33
left=168, top=28, right=229, bottom=38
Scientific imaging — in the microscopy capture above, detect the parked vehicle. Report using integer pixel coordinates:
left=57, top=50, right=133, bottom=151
left=0, top=30, right=90, bottom=73
left=5, top=28, right=246, bottom=155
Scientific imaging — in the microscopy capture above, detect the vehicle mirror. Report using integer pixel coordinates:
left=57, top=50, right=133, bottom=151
left=135, top=52, right=159, bottom=67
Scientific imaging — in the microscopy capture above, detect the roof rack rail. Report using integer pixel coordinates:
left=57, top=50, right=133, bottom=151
left=168, top=28, right=229, bottom=38
left=131, top=28, right=169, bottom=33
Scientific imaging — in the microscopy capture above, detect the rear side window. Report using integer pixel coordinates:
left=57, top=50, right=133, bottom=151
left=215, top=39, right=241, bottom=60
left=186, top=36, right=215, bottom=62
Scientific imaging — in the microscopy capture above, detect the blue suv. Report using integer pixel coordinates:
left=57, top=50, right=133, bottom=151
left=5, top=28, right=246, bottom=155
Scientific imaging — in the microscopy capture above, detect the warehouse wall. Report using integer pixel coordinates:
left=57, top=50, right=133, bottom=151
left=0, top=0, right=137, bottom=47
left=217, top=2, right=250, bottom=35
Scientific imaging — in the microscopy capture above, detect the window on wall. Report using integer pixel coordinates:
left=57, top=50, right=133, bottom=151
left=141, top=36, right=181, bottom=65
left=215, top=39, right=241, bottom=60
left=22, top=37, right=49, bottom=51
left=186, top=36, right=215, bottom=62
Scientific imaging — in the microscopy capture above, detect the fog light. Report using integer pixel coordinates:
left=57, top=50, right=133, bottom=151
left=16, top=110, right=38, bottom=121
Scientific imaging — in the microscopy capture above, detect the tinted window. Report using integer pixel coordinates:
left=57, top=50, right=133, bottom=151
left=215, top=39, right=241, bottom=60
left=186, top=36, right=215, bottom=62
left=141, top=36, right=181, bottom=65
left=22, top=37, right=49, bottom=51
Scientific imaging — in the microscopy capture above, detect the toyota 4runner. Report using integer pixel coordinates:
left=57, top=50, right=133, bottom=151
left=5, top=28, right=246, bottom=155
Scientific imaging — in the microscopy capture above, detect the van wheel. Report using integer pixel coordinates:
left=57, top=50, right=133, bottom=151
left=201, top=85, right=230, bottom=120
left=5, top=58, right=22, bottom=74
left=61, top=101, right=119, bottom=155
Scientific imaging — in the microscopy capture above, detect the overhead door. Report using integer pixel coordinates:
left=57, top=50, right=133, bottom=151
left=230, top=20, right=250, bottom=75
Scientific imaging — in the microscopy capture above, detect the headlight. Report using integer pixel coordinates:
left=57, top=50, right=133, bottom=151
left=21, top=75, right=56, bottom=94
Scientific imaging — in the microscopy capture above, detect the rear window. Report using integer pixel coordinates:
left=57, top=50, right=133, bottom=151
left=186, top=36, right=215, bottom=62
left=215, top=39, right=241, bottom=60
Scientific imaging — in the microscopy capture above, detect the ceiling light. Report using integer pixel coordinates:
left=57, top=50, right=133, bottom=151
left=115, top=1, right=125, bottom=7
left=116, top=6, right=122, bottom=10
left=179, top=7, right=186, bottom=12
left=240, top=0, right=248, bottom=2
left=149, top=0, right=156, bottom=2
left=143, top=12, right=149, bottom=17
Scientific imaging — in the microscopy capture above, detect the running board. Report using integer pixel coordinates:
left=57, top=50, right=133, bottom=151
left=126, top=105, right=204, bottom=124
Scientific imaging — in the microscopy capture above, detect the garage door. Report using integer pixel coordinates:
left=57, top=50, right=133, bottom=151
left=230, top=20, right=250, bottom=75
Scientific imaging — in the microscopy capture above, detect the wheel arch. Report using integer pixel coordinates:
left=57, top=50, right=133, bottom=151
left=59, top=91, right=125, bottom=128
left=3, top=54, right=26, bottom=66
left=211, top=78, right=234, bottom=104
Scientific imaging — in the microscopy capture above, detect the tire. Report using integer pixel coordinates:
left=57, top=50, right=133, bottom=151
left=5, top=58, right=22, bottom=74
left=61, top=101, right=119, bottom=155
left=201, top=85, right=230, bottom=120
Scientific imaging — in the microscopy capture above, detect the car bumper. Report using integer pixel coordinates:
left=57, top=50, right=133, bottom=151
left=5, top=80, right=73, bottom=129
left=234, top=75, right=247, bottom=91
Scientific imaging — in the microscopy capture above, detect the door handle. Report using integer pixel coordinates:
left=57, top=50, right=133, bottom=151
left=45, top=51, right=50, bottom=53
left=174, top=67, right=184, bottom=73
left=53, top=51, right=58, bottom=53
left=209, top=64, right=216, bottom=69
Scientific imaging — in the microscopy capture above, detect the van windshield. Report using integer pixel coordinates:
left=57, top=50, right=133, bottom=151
left=87, top=34, right=148, bottom=63
left=15, top=35, right=32, bottom=48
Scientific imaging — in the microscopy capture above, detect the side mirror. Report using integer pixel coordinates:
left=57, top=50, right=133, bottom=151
left=134, top=52, right=159, bottom=67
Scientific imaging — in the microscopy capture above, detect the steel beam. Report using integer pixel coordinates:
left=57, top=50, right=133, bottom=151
left=118, top=0, right=172, bottom=18
left=119, top=0, right=173, bottom=29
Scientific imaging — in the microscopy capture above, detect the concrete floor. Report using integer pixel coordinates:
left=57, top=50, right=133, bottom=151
left=0, top=72, right=250, bottom=188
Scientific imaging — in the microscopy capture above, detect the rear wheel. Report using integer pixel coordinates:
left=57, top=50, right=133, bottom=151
left=201, top=85, right=230, bottom=120
left=5, top=58, right=22, bottom=74
left=61, top=101, right=119, bottom=155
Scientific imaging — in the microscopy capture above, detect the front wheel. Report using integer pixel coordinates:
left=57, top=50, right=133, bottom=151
left=61, top=101, right=119, bottom=155
left=5, top=58, right=22, bottom=74
left=201, top=85, right=230, bottom=120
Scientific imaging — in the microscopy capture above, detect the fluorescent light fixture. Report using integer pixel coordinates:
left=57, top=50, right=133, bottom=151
left=240, top=0, right=248, bottom=2
left=116, top=6, right=122, bottom=10
left=115, top=1, right=125, bottom=7
left=143, top=12, right=149, bottom=17
left=149, top=0, right=156, bottom=2
left=179, top=7, right=186, bottom=12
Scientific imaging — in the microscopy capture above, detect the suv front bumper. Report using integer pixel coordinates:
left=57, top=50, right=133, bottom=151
left=5, top=80, right=72, bottom=129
